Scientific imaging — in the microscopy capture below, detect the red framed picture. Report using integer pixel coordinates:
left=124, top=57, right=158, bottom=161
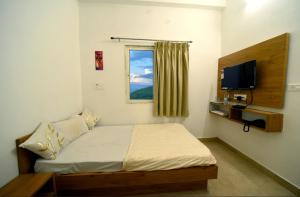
left=95, top=51, right=103, bottom=70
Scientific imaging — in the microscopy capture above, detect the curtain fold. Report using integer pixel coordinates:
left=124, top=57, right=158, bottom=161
left=153, top=41, right=189, bottom=117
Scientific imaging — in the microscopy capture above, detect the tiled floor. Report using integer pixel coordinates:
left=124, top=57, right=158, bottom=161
left=131, top=140, right=295, bottom=197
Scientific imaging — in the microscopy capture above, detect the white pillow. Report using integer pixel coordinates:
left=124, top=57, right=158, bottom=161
left=81, top=109, right=100, bottom=130
left=19, top=123, right=64, bottom=160
left=52, top=115, right=88, bottom=147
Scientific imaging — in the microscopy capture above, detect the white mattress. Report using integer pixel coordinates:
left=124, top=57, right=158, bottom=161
left=123, top=123, right=217, bottom=171
left=34, top=125, right=133, bottom=174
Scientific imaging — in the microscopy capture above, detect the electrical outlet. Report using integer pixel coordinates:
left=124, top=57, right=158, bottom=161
left=233, top=94, right=247, bottom=101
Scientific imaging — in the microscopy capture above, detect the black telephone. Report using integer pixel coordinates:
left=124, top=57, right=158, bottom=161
left=243, top=119, right=266, bottom=132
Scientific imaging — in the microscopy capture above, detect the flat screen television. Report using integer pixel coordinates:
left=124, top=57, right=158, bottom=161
left=221, top=60, right=256, bottom=90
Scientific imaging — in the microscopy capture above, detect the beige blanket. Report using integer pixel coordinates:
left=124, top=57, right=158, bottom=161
left=123, top=123, right=216, bottom=171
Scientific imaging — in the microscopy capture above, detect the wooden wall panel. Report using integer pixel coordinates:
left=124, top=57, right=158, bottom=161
left=217, top=33, right=289, bottom=108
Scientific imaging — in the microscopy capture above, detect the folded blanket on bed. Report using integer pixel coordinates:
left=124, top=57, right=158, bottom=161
left=123, top=123, right=216, bottom=171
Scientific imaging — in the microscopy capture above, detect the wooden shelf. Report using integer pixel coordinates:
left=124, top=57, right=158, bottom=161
left=209, top=102, right=283, bottom=132
left=242, top=108, right=283, bottom=132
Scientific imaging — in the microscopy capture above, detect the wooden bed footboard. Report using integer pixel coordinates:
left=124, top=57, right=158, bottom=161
left=16, top=134, right=218, bottom=196
left=55, top=165, right=217, bottom=195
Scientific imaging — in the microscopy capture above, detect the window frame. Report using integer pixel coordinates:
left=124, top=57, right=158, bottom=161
left=125, top=45, right=155, bottom=104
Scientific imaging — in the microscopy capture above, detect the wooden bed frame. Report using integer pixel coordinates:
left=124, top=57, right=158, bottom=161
left=16, top=133, right=218, bottom=196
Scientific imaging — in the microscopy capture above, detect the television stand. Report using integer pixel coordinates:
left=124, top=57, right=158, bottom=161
left=209, top=101, right=283, bottom=132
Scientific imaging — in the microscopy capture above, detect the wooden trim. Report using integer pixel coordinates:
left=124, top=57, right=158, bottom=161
left=207, top=138, right=300, bottom=196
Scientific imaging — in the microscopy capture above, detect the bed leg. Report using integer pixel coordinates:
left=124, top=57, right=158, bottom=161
left=199, top=180, right=208, bottom=189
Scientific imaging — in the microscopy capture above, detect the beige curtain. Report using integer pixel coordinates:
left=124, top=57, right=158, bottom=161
left=153, top=41, right=189, bottom=117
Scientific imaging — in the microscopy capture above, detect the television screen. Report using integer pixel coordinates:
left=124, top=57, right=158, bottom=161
left=221, top=60, right=256, bottom=90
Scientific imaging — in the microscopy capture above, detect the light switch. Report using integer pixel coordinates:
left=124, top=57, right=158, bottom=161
left=288, top=84, right=300, bottom=92
left=95, top=83, right=104, bottom=90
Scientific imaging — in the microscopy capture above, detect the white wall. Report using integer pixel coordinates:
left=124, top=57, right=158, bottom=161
left=219, top=0, right=300, bottom=188
left=97, top=0, right=227, bottom=8
left=79, top=0, right=221, bottom=137
left=0, top=0, right=82, bottom=187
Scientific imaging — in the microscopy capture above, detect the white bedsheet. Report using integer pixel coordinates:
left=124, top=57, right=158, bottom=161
left=35, top=125, right=133, bottom=174
left=123, top=123, right=216, bottom=171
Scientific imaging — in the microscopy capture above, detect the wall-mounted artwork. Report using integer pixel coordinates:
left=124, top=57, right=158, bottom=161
left=95, top=51, right=103, bottom=70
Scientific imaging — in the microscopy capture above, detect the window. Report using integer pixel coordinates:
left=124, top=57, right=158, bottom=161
left=126, top=46, right=154, bottom=102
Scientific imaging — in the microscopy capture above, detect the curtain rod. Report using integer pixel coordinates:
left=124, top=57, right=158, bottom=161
left=110, top=36, right=193, bottom=43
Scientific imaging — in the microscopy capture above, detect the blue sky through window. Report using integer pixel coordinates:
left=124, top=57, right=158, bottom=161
left=129, top=50, right=153, bottom=99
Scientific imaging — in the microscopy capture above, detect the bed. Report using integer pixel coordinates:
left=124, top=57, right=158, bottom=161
left=16, top=123, right=218, bottom=196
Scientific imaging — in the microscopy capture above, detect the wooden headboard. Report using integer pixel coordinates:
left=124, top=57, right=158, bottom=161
left=15, top=133, right=39, bottom=174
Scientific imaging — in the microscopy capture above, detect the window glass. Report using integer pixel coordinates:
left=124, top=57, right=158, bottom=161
left=128, top=48, right=154, bottom=100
